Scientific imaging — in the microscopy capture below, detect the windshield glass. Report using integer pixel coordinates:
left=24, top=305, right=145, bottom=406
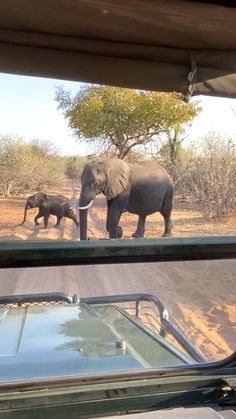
left=0, top=73, right=235, bottom=381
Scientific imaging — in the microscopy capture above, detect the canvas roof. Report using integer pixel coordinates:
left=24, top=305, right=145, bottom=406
left=0, top=0, right=236, bottom=98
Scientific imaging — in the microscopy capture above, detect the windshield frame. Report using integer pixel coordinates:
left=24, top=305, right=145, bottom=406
left=1, top=236, right=236, bottom=268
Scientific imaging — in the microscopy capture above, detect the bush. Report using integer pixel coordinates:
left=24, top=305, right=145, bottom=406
left=188, top=134, right=236, bottom=217
left=65, top=155, right=97, bottom=179
left=0, top=136, right=65, bottom=196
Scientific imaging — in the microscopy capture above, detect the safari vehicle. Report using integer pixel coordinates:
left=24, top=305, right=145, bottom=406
left=0, top=0, right=236, bottom=418
left=0, top=286, right=233, bottom=418
left=0, top=291, right=204, bottom=382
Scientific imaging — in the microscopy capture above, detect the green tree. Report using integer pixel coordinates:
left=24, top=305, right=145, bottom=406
left=55, top=85, right=200, bottom=159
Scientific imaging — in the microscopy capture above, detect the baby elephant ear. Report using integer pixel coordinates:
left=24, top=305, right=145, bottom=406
left=104, top=159, right=130, bottom=201
left=35, top=192, right=48, bottom=206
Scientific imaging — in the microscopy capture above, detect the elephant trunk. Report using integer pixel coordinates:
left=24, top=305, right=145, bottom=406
left=79, top=209, right=88, bottom=240
left=19, top=205, right=28, bottom=226
left=78, top=192, right=95, bottom=240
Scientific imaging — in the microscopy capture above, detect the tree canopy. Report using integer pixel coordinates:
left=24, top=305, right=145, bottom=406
left=55, top=85, right=201, bottom=159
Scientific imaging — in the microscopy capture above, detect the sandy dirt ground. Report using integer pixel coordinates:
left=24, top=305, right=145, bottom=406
left=0, top=182, right=235, bottom=363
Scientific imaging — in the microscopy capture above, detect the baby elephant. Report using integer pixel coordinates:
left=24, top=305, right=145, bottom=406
left=19, top=192, right=79, bottom=228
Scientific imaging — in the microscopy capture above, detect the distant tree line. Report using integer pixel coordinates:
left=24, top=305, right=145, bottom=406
left=64, top=154, right=96, bottom=179
left=0, top=135, right=65, bottom=197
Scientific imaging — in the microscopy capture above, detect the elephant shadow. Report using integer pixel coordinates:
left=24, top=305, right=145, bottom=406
left=0, top=234, right=23, bottom=241
left=27, top=216, right=80, bottom=241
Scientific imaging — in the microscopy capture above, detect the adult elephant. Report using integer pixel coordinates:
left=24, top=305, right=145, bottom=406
left=78, top=159, right=173, bottom=240
left=19, top=192, right=79, bottom=228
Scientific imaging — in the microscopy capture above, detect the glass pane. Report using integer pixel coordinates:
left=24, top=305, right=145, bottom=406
left=0, top=73, right=235, bottom=382
left=0, top=259, right=235, bottom=381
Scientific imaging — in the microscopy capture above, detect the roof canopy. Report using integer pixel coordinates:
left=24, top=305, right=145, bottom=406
left=1, top=0, right=236, bottom=98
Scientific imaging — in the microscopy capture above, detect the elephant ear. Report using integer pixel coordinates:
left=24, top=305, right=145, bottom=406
left=35, top=193, right=48, bottom=206
left=104, top=159, right=130, bottom=200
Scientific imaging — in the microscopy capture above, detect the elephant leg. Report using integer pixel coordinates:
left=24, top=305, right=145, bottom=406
left=53, top=216, right=62, bottom=228
left=43, top=213, right=50, bottom=228
left=106, top=200, right=111, bottom=233
left=34, top=211, right=43, bottom=226
left=161, top=212, right=172, bottom=237
left=132, top=215, right=146, bottom=238
left=161, top=190, right=173, bottom=237
left=108, top=205, right=123, bottom=239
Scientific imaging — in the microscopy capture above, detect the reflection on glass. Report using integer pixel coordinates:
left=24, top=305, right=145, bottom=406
left=0, top=296, right=200, bottom=383
left=1, top=260, right=235, bottom=365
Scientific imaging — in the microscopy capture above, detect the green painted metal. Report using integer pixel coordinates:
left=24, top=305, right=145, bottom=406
left=0, top=302, right=193, bottom=385
left=0, top=236, right=236, bottom=268
left=0, top=296, right=234, bottom=418
left=0, top=375, right=228, bottom=418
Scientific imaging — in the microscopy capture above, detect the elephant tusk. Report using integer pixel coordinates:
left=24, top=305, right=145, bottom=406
left=68, top=203, right=77, bottom=209
left=77, top=199, right=94, bottom=210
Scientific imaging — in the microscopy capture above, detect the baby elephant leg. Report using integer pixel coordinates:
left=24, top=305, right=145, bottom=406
left=34, top=211, right=43, bottom=226
left=66, top=208, right=79, bottom=228
left=53, top=216, right=62, bottom=228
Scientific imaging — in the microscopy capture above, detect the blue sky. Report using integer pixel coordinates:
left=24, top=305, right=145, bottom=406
left=0, top=72, right=236, bottom=156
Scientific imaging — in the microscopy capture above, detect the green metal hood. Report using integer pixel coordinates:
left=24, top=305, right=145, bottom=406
left=0, top=303, right=190, bottom=383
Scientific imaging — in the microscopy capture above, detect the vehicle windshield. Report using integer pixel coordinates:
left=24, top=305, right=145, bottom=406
left=0, top=73, right=235, bottom=383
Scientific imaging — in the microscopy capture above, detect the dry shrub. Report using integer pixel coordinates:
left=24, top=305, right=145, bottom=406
left=189, top=134, right=236, bottom=217
left=0, top=136, right=65, bottom=196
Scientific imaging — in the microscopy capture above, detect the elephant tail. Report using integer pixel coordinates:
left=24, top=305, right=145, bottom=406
left=18, top=206, right=27, bottom=226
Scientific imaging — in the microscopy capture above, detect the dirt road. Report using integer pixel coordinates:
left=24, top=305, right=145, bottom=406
left=1, top=181, right=236, bottom=240
left=0, top=182, right=235, bottom=362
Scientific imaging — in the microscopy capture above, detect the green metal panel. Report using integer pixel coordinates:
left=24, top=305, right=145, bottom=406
left=0, top=236, right=236, bottom=268
left=0, top=375, right=226, bottom=418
